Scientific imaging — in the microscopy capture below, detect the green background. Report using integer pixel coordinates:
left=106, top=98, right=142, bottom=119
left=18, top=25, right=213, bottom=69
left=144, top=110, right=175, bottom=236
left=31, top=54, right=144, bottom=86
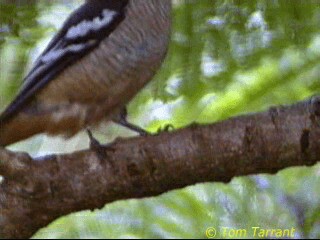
left=0, top=0, right=319, bottom=238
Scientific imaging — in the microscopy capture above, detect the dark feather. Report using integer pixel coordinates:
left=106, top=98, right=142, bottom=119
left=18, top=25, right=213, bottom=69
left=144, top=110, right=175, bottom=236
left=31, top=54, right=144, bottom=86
left=0, top=0, right=129, bottom=124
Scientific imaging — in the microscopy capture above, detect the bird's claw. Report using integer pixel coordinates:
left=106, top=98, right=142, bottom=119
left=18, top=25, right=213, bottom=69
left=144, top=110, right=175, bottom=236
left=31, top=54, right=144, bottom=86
left=157, top=124, right=175, bottom=134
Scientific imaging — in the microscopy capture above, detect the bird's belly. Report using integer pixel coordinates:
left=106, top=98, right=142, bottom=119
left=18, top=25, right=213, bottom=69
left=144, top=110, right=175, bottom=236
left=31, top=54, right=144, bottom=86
left=35, top=34, right=169, bottom=135
left=33, top=0, right=171, bottom=136
left=0, top=0, right=172, bottom=144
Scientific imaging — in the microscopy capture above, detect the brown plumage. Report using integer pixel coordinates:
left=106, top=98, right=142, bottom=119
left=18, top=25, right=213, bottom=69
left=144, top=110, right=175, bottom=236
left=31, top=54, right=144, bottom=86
left=0, top=0, right=172, bottom=146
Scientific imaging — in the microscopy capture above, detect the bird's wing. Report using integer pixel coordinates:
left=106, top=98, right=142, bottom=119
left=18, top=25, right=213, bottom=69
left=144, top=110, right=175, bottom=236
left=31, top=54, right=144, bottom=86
left=0, top=0, right=129, bottom=123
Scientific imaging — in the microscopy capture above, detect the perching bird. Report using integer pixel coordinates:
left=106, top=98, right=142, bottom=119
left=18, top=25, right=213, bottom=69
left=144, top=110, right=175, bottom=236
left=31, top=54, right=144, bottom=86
left=0, top=0, right=172, bottom=147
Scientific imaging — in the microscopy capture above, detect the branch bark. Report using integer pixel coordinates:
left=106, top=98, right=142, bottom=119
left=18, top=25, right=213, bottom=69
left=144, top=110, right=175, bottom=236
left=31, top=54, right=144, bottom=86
left=1, top=96, right=320, bottom=239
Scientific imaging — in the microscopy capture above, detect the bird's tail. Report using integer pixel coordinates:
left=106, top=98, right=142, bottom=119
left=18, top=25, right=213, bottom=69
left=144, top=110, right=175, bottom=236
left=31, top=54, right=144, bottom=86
left=0, top=114, right=46, bottom=147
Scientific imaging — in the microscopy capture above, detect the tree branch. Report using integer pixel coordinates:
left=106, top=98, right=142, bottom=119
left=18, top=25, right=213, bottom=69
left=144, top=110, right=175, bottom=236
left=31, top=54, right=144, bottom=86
left=0, top=96, right=320, bottom=239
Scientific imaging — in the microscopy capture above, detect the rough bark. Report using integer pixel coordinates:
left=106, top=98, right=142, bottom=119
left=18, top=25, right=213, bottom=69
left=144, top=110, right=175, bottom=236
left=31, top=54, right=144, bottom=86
left=0, top=96, right=320, bottom=239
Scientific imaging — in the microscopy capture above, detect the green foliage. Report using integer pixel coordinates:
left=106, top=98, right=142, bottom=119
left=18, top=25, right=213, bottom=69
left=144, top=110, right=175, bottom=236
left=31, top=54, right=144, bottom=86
left=0, top=0, right=319, bottom=238
left=0, top=0, right=51, bottom=107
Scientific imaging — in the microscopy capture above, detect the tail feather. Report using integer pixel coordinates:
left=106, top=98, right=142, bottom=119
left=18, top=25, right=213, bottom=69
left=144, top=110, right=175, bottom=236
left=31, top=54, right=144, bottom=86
left=0, top=114, right=47, bottom=147
left=0, top=106, right=89, bottom=146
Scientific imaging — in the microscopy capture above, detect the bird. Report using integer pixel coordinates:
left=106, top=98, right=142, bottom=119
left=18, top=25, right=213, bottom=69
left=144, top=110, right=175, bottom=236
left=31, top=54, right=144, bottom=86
left=0, top=0, right=172, bottom=147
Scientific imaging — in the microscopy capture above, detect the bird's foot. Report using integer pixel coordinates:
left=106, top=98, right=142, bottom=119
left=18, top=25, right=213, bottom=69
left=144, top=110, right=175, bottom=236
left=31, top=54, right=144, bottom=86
left=86, top=129, right=104, bottom=151
left=157, top=123, right=175, bottom=134
left=86, top=129, right=118, bottom=169
left=113, top=108, right=151, bottom=136
left=86, top=129, right=113, bottom=164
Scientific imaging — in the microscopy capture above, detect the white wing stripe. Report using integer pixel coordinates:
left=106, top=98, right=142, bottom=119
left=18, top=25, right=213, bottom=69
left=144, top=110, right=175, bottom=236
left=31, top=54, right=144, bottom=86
left=66, top=9, right=117, bottom=40
left=41, top=40, right=97, bottom=63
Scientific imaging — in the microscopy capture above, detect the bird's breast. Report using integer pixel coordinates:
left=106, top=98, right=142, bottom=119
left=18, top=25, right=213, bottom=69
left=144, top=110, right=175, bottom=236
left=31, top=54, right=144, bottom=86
left=32, top=0, right=171, bottom=135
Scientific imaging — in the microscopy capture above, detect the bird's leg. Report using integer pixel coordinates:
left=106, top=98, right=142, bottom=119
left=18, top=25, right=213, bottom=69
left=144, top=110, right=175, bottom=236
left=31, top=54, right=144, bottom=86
left=86, top=129, right=116, bottom=168
left=113, top=108, right=150, bottom=136
left=86, top=129, right=103, bottom=150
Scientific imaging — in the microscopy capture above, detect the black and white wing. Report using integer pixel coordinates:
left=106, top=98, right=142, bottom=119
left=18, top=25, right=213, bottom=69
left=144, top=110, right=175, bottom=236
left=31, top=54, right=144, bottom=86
left=0, top=0, right=129, bottom=123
